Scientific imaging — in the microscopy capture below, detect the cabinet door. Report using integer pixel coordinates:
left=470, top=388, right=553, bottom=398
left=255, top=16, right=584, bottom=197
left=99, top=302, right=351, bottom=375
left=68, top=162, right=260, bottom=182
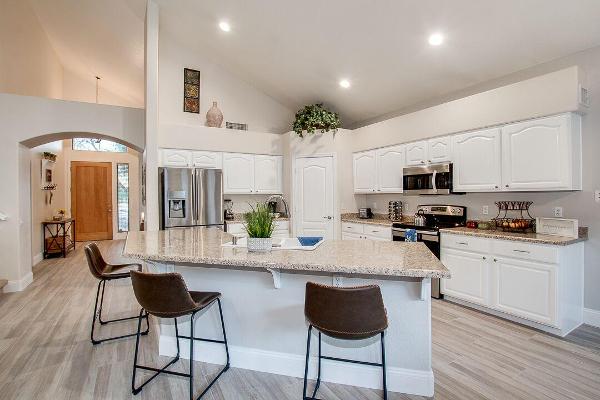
left=191, top=151, right=222, bottom=169
left=452, top=128, right=502, bottom=192
left=162, top=149, right=191, bottom=167
left=428, top=136, right=452, bottom=163
left=405, top=141, right=428, bottom=166
left=353, top=151, right=377, bottom=193
left=502, top=114, right=572, bottom=191
left=254, top=155, right=283, bottom=194
left=440, top=248, right=490, bottom=306
left=342, top=232, right=363, bottom=240
left=491, top=257, right=557, bottom=326
left=223, top=153, right=255, bottom=194
left=376, top=145, right=404, bottom=193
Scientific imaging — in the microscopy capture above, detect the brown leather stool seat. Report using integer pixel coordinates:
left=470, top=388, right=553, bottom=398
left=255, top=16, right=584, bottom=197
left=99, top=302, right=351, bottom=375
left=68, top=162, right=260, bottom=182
left=303, top=282, right=389, bottom=400
left=129, top=271, right=230, bottom=400
left=84, top=243, right=149, bottom=345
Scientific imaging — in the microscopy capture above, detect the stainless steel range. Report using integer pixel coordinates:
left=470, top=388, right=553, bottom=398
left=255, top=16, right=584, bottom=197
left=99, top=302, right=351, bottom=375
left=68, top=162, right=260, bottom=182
left=392, top=205, right=467, bottom=298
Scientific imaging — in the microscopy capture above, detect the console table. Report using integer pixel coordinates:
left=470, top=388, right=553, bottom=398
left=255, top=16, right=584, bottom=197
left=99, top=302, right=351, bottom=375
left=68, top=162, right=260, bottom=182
left=43, top=218, right=76, bottom=259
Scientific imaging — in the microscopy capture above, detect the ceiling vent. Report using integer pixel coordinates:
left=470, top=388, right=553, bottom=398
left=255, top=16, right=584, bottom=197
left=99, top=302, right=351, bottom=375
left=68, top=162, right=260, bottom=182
left=579, top=84, right=590, bottom=107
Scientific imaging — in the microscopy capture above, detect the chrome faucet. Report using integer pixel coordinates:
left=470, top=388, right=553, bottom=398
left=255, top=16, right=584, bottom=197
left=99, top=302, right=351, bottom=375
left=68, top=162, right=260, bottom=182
left=264, top=194, right=290, bottom=218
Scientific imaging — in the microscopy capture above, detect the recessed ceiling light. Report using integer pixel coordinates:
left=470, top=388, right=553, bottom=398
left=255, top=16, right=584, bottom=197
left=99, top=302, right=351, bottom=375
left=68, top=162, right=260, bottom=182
left=428, top=33, right=444, bottom=46
left=339, top=79, right=351, bottom=89
left=219, top=21, right=231, bottom=32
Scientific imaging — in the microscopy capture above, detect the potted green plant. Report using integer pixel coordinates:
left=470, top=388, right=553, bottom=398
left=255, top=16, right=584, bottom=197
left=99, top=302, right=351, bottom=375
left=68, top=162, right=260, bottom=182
left=243, top=203, right=275, bottom=252
left=292, top=103, right=341, bottom=137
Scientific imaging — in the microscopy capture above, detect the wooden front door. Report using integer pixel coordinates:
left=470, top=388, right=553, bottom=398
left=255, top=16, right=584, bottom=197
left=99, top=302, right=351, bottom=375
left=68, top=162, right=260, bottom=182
left=71, top=162, right=113, bottom=241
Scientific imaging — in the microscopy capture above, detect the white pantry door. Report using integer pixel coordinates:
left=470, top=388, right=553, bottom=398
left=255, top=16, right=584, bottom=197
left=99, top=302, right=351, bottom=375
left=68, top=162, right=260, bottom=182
left=295, top=156, right=335, bottom=239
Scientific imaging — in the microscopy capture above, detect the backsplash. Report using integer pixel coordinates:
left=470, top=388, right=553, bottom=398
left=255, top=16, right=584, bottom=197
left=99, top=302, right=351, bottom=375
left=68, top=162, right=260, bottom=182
left=226, top=194, right=272, bottom=213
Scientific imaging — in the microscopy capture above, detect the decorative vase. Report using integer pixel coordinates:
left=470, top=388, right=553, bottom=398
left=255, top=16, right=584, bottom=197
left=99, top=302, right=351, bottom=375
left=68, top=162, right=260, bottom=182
left=206, top=101, right=223, bottom=128
left=247, top=237, right=272, bottom=252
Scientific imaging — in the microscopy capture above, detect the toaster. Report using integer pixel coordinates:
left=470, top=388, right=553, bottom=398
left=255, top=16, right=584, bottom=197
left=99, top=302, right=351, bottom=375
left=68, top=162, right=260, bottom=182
left=358, top=208, right=373, bottom=219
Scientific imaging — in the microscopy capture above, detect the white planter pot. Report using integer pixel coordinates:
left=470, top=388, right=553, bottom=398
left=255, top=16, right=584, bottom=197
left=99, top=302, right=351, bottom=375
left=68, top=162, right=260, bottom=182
left=247, top=237, right=273, bottom=252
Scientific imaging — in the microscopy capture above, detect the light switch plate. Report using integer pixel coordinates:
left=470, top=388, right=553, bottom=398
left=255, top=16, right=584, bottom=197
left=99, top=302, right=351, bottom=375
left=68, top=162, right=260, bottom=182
left=482, top=206, right=489, bottom=215
left=553, top=207, right=563, bottom=217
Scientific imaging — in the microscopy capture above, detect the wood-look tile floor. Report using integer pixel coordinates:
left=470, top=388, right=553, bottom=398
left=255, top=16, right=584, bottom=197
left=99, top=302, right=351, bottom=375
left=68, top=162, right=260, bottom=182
left=0, top=240, right=599, bottom=399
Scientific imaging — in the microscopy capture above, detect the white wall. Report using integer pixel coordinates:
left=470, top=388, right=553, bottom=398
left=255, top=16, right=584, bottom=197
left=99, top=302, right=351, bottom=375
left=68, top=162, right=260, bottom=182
left=0, top=93, right=144, bottom=290
left=0, top=0, right=63, bottom=99
left=158, top=31, right=294, bottom=134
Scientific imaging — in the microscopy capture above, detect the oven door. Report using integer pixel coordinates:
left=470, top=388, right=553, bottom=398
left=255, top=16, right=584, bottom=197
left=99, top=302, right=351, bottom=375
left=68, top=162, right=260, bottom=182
left=403, top=164, right=452, bottom=195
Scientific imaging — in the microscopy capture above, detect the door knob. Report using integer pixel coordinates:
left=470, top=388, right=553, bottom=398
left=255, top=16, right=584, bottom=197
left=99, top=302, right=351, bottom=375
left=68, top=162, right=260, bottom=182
left=323, top=216, right=332, bottom=220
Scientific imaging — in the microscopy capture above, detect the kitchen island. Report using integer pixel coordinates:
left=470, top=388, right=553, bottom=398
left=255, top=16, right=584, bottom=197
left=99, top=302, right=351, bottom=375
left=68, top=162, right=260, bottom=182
left=123, top=227, right=450, bottom=397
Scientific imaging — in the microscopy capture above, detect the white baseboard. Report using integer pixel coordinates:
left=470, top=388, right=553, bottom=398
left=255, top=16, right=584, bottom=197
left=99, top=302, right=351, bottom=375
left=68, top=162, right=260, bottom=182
left=159, top=336, right=434, bottom=397
left=4, top=272, right=33, bottom=293
left=32, top=253, right=43, bottom=266
left=583, top=308, right=600, bottom=328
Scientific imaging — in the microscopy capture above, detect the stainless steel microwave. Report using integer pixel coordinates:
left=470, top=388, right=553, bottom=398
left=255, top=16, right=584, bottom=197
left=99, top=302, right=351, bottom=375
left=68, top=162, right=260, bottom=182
left=403, top=163, right=456, bottom=195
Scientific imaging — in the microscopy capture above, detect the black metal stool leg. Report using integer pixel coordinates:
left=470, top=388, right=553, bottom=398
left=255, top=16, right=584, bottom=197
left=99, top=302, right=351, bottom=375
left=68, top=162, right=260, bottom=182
left=90, top=280, right=103, bottom=344
left=217, top=298, right=230, bottom=368
left=381, top=332, right=387, bottom=400
left=189, top=311, right=195, bottom=400
left=302, top=325, right=312, bottom=400
left=310, top=331, right=322, bottom=399
left=98, top=280, right=107, bottom=324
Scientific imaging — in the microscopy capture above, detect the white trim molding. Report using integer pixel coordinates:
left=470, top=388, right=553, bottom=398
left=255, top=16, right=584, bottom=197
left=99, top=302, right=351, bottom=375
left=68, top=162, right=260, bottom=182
left=583, top=308, right=600, bottom=328
left=4, top=272, right=33, bottom=292
left=32, top=252, right=43, bottom=266
left=160, top=336, right=434, bottom=397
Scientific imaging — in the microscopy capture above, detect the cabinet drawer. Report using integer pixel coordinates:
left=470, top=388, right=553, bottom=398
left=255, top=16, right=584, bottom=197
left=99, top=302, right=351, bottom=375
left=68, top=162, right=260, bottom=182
left=441, top=233, right=491, bottom=254
left=493, top=240, right=558, bottom=264
left=342, top=222, right=365, bottom=234
left=363, top=225, right=391, bottom=240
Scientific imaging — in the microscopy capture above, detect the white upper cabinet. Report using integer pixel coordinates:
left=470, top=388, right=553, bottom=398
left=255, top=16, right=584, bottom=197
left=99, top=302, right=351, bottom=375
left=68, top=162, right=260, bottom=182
left=452, top=128, right=502, bottom=192
left=223, top=153, right=255, bottom=194
left=162, top=149, right=191, bottom=167
left=405, top=141, right=428, bottom=166
left=501, top=114, right=581, bottom=191
left=191, top=151, right=222, bottom=169
left=376, top=145, right=405, bottom=193
left=254, top=155, right=283, bottom=194
left=427, top=136, right=453, bottom=163
left=353, top=151, right=377, bottom=193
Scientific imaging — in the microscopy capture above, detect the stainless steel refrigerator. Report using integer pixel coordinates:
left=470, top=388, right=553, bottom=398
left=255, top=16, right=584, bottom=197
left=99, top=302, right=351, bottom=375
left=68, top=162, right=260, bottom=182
left=159, top=167, right=224, bottom=229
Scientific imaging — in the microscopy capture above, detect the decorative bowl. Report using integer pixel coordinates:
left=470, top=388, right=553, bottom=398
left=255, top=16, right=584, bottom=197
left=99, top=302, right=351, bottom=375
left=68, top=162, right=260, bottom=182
left=297, top=236, right=323, bottom=247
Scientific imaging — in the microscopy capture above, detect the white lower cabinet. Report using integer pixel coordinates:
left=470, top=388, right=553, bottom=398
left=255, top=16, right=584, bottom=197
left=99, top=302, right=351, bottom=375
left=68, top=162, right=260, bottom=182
left=341, top=222, right=391, bottom=241
left=440, top=232, right=583, bottom=336
left=226, top=221, right=289, bottom=238
left=440, top=248, right=490, bottom=306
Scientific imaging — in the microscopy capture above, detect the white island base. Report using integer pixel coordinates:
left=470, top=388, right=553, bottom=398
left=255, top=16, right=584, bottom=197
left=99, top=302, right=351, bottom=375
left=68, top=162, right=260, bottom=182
left=146, top=261, right=434, bottom=397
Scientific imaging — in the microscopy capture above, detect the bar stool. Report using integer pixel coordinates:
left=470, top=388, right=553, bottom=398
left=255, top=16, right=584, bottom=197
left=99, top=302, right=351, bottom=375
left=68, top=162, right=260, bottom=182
left=85, top=243, right=149, bottom=345
left=129, top=271, right=230, bottom=400
left=303, top=282, right=389, bottom=400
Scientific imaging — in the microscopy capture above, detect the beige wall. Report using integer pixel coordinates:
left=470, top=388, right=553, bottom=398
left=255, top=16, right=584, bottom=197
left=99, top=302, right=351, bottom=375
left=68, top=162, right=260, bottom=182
left=158, top=31, right=294, bottom=134
left=0, top=0, right=63, bottom=99
left=62, top=68, right=143, bottom=108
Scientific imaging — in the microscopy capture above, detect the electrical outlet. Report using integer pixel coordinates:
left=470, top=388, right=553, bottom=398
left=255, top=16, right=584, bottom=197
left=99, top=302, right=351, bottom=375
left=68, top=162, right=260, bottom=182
left=482, top=205, right=489, bottom=215
left=553, top=207, right=563, bottom=218
left=332, top=275, right=343, bottom=287
left=595, top=190, right=600, bottom=203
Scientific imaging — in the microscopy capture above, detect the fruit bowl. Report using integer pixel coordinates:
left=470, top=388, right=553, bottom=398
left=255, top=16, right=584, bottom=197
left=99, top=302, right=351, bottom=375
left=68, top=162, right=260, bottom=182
left=492, top=218, right=535, bottom=232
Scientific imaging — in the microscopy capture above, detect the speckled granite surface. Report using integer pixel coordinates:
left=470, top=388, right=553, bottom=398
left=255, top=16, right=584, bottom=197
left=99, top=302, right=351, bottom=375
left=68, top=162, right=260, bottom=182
left=340, top=213, right=411, bottom=227
left=440, top=226, right=588, bottom=246
left=123, top=227, right=450, bottom=279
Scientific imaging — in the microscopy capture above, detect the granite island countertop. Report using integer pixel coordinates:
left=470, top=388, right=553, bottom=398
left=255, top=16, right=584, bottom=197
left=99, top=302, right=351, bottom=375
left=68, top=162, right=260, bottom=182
left=439, top=226, right=588, bottom=246
left=123, top=227, right=450, bottom=279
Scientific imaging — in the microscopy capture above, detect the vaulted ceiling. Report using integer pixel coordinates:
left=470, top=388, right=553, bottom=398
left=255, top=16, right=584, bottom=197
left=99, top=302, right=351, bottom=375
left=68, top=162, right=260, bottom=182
left=28, top=0, right=600, bottom=127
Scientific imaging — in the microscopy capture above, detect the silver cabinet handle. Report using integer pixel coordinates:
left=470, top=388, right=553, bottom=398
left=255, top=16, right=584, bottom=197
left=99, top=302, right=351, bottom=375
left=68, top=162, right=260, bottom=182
left=457, top=241, right=468, bottom=245
left=494, top=185, right=499, bottom=189
left=493, top=258, right=498, bottom=262
left=513, top=249, right=530, bottom=253
left=505, top=184, right=509, bottom=188
left=482, top=256, right=486, bottom=260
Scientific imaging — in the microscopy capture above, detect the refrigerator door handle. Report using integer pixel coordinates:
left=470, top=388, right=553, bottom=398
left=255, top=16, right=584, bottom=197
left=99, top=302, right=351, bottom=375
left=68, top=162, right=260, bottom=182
left=191, top=170, right=197, bottom=223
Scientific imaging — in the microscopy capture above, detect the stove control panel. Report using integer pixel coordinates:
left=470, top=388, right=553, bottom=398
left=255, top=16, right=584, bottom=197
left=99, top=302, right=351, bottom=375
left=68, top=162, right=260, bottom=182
left=417, top=205, right=465, bottom=217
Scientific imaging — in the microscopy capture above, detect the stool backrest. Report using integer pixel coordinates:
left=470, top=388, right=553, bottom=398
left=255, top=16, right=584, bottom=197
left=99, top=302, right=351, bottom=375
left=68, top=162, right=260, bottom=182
left=84, top=243, right=108, bottom=279
left=305, top=282, right=388, bottom=339
left=130, top=270, right=198, bottom=318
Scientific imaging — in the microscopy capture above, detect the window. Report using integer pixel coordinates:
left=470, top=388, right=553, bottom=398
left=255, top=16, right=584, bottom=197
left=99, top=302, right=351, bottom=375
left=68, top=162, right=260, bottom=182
left=72, top=138, right=127, bottom=153
left=117, top=164, right=129, bottom=232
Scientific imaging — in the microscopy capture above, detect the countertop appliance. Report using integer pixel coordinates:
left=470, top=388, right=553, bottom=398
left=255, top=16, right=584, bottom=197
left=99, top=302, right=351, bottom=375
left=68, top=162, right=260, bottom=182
left=224, top=199, right=235, bottom=220
left=159, top=167, right=224, bottom=230
left=392, top=205, right=467, bottom=298
left=403, top=163, right=456, bottom=195
left=358, top=207, right=373, bottom=219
